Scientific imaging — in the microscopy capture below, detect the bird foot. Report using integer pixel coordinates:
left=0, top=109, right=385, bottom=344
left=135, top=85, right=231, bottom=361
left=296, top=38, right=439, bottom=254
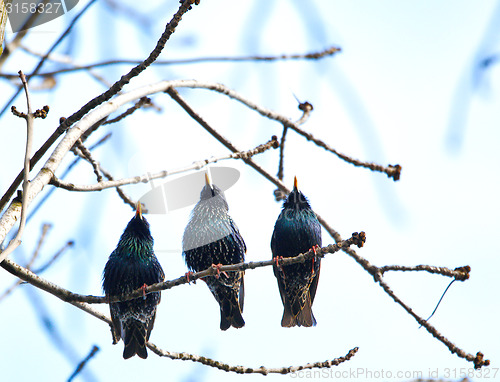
left=185, top=271, right=196, bottom=284
left=273, top=256, right=286, bottom=278
left=311, top=245, right=320, bottom=274
left=211, top=263, right=229, bottom=279
left=141, top=283, right=148, bottom=300
left=273, top=255, right=284, bottom=268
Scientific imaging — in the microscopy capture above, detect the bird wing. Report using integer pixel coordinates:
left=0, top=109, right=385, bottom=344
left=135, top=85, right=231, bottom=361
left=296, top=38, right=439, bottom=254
left=109, top=304, right=122, bottom=344
left=273, top=264, right=290, bottom=309
left=238, top=272, right=245, bottom=311
left=308, top=262, right=321, bottom=304
left=146, top=311, right=157, bottom=341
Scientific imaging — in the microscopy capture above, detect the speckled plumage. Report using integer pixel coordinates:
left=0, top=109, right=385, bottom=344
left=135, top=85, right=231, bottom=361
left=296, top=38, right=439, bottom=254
left=183, top=176, right=246, bottom=330
left=271, top=178, right=322, bottom=327
left=102, top=205, right=164, bottom=359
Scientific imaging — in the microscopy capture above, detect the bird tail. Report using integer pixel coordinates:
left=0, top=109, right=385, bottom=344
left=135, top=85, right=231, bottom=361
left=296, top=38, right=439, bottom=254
left=219, top=278, right=245, bottom=331
left=220, top=297, right=245, bottom=330
left=123, top=320, right=148, bottom=359
left=281, top=294, right=317, bottom=328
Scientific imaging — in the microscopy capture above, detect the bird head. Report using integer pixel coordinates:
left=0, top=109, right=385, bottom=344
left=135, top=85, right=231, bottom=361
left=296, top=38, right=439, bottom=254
left=198, top=172, right=229, bottom=209
left=122, top=202, right=152, bottom=239
left=283, top=176, right=312, bottom=211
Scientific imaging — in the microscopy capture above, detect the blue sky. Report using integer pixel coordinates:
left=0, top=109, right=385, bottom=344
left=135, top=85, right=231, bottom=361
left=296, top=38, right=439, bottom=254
left=1, top=1, right=499, bottom=381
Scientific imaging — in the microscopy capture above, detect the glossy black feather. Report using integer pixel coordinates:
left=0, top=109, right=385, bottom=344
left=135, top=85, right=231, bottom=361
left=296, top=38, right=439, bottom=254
left=103, top=211, right=164, bottom=359
left=183, top=182, right=246, bottom=330
left=271, top=184, right=322, bottom=327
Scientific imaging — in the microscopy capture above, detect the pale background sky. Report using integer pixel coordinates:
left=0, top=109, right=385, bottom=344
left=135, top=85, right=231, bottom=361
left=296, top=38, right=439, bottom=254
left=0, top=1, right=499, bottom=381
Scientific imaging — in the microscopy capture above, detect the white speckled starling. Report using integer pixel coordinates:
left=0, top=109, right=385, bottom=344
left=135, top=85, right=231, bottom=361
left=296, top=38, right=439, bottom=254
left=183, top=173, right=246, bottom=330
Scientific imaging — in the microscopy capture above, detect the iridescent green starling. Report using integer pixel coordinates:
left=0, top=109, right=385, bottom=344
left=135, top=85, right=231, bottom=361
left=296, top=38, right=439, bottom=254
left=103, top=203, right=165, bottom=359
left=271, top=177, right=322, bottom=327
left=183, top=173, right=246, bottom=330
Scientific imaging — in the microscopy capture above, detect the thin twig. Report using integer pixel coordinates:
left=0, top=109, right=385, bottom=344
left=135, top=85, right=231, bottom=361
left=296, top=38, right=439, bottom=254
left=49, top=136, right=279, bottom=192
left=372, top=270, right=488, bottom=369
left=72, top=139, right=103, bottom=182
left=28, top=223, right=52, bottom=268
left=275, top=124, right=288, bottom=202
left=0, top=71, right=35, bottom=263
left=167, top=82, right=402, bottom=181
left=26, top=134, right=112, bottom=224
left=166, top=87, right=285, bottom=188
left=276, top=101, right=313, bottom=200
left=147, top=342, right=358, bottom=375
left=103, top=97, right=152, bottom=125
left=314, top=215, right=488, bottom=369
left=33, top=240, right=74, bottom=274
left=0, top=45, right=341, bottom=79
left=18, top=43, right=113, bottom=88
left=99, top=167, right=136, bottom=210
left=277, top=125, right=288, bottom=181
left=67, top=345, right=100, bottom=382
left=379, top=264, right=471, bottom=281
left=0, top=222, right=52, bottom=302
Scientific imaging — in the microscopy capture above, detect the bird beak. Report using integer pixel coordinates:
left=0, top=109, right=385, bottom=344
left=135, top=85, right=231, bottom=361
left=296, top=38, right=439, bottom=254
left=205, top=172, right=214, bottom=191
left=136, top=202, right=143, bottom=218
left=293, top=176, right=298, bottom=191
left=204, top=171, right=216, bottom=197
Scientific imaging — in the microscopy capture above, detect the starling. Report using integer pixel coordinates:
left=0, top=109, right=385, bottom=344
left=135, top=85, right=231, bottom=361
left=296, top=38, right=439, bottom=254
left=183, top=173, right=246, bottom=330
left=271, top=177, right=322, bottom=327
left=102, top=203, right=165, bottom=359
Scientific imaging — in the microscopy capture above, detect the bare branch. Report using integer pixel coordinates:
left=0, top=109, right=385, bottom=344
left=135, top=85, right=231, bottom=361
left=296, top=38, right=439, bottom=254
left=0, top=222, right=52, bottom=302
left=67, top=345, right=100, bottom=382
left=99, top=167, right=137, bottom=210
left=277, top=101, right=312, bottom=183
left=165, top=81, right=402, bottom=181
left=0, top=234, right=366, bottom=305
left=372, top=270, right=489, bottom=369
left=71, top=139, right=103, bottom=182
left=33, top=240, right=74, bottom=274
left=49, top=136, right=279, bottom=192
left=379, top=264, right=471, bottom=281
left=275, top=101, right=313, bottom=199
left=29, top=223, right=52, bottom=268
left=1, top=256, right=360, bottom=372
left=313, top=216, right=487, bottom=369
left=0, top=45, right=341, bottom=79
left=103, top=97, right=153, bottom=125
left=147, top=342, right=358, bottom=375
left=18, top=43, right=113, bottom=88
left=0, top=71, right=35, bottom=263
